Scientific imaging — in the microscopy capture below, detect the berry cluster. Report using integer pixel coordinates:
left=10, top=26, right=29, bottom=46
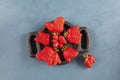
left=34, top=17, right=95, bottom=68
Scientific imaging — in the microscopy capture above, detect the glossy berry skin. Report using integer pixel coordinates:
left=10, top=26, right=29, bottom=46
left=52, top=35, right=59, bottom=48
left=53, top=41, right=59, bottom=48
left=63, top=47, right=78, bottom=62
left=52, top=35, right=58, bottom=40
left=84, top=58, right=92, bottom=68
left=58, top=43, right=63, bottom=49
left=36, top=46, right=61, bottom=66
left=88, top=54, right=95, bottom=64
left=34, top=31, right=50, bottom=45
left=45, top=17, right=65, bottom=33
left=83, top=54, right=95, bottom=68
left=66, top=26, right=82, bottom=44
left=58, top=36, right=67, bottom=44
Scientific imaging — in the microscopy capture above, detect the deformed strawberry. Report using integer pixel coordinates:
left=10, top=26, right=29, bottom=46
left=88, top=54, right=95, bottom=64
left=58, top=36, right=67, bottom=44
left=65, top=26, right=82, bottom=44
left=36, top=46, right=61, bottom=66
left=63, top=47, right=78, bottom=62
left=52, top=35, right=58, bottom=40
left=45, top=17, right=65, bottom=33
left=58, top=43, right=63, bottom=49
left=84, top=58, right=92, bottom=68
left=53, top=41, right=59, bottom=48
left=83, top=54, right=95, bottom=68
left=34, top=31, right=50, bottom=45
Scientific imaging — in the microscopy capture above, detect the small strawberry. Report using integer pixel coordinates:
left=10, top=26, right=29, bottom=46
left=36, top=46, right=61, bottom=66
left=53, top=41, right=59, bottom=48
left=53, top=51, right=62, bottom=66
left=34, top=31, right=50, bottom=45
left=45, top=17, right=65, bottom=33
left=52, top=40, right=57, bottom=43
left=88, top=54, right=95, bottom=64
left=83, top=54, right=95, bottom=68
left=64, top=26, right=82, bottom=44
left=63, top=47, right=78, bottom=62
left=58, top=36, right=67, bottom=44
left=58, top=43, right=63, bottom=49
left=84, top=58, right=92, bottom=68
left=52, top=35, right=58, bottom=40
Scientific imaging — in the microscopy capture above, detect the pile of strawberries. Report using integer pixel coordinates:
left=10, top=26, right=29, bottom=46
left=34, top=17, right=95, bottom=68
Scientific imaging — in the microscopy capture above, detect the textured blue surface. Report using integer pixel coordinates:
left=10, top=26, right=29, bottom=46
left=0, top=0, right=120, bottom=80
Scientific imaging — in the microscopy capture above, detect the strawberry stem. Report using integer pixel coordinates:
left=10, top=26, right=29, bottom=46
left=63, top=31, right=67, bottom=37
left=52, top=33, right=59, bottom=36
left=83, top=54, right=88, bottom=59
left=61, top=45, right=68, bottom=51
left=54, top=47, right=60, bottom=52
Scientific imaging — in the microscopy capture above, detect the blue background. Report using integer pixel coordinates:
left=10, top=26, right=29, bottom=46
left=0, top=0, right=120, bottom=80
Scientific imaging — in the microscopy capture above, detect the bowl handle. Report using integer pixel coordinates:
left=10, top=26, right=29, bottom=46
left=77, top=27, right=91, bottom=52
left=27, top=32, right=41, bottom=57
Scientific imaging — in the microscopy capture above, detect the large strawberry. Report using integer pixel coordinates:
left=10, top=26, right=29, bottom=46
left=64, top=26, right=82, bottom=44
left=45, top=17, right=65, bottom=33
left=34, top=31, right=50, bottom=45
left=36, top=46, right=61, bottom=66
left=63, top=47, right=78, bottom=62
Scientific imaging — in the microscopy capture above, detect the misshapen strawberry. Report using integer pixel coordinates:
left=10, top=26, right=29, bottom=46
left=88, top=54, right=95, bottom=64
left=84, top=58, right=92, bottom=68
left=52, top=35, right=59, bottom=48
left=36, top=46, right=61, bottom=66
left=65, top=26, right=82, bottom=44
left=34, top=31, right=50, bottom=45
left=53, top=41, right=59, bottom=48
left=83, top=54, right=95, bottom=68
left=63, top=47, right=78, bottom=62
left=45, top=17, right=65, bottom=33
left=58, top=43, right=63, bottom=49
left=52, top=35, right=58, bottom=40
left=58, top=36, right=67, bottom=44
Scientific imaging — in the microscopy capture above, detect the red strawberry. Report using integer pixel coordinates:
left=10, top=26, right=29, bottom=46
left=52, top=35, right=58, bottom=40
left=58, top=43, right=63, bottom=48
left=83, top=54, right=95, bottom=68
left=84, top=58, right=92, bottom=68
left=53, top=41, right=59, bottom=48
left=36, top=46, right=61, bottom=66
left=52, top=39, right=57, bottom=43
left=65, top=26, right=82, bottom=44
left=45, top=17, right=65, bottom=33
left=58, top=36, right=67, bottom=44
left=34, top=31, right=50, bottom=45
left=53, top=51, right=62, bottom=66
left=88, top=54, right=95, bottom=64
left=63, top=47, right=78, bottom=62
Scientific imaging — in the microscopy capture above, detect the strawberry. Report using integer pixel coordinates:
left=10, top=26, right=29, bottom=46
left=36, top=46, right=61, bottom=66
left=65, top=26, right=82, bottom=44
left=52, top=39, right=57, bottom=43
left=58, top=36, right=67, bottom=44
left=53, top=41, right=59, bottom=48
left=88, top=54, right=95, bottom=64
left=58, top=43, right=63, bottom=49
left=52, top=35, right=58, bottom=40
left=52, top=35, right=59, bottom=48
left=34, top=31, right=50, bottom=45
left=63, top=47, right=78, bottom=62
left=83, top=54, right=95, bottom=68
left=84, top=58, right=92, bottom=68
left=45, top=17, right=65, bottom=33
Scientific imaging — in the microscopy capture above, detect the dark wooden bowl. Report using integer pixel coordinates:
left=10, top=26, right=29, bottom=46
left=27, top=21, right=91, bottom=65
